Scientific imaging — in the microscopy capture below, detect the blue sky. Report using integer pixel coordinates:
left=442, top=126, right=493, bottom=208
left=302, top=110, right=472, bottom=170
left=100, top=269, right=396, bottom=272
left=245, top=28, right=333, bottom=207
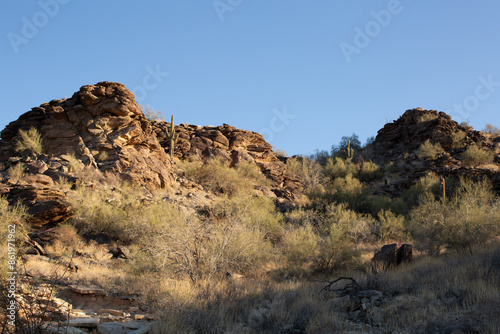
left=1, top=1, right=500, bottom=155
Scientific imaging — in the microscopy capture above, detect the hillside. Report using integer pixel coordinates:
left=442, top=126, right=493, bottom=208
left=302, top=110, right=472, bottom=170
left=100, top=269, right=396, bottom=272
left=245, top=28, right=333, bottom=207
left=0, top=83, right=499, bottom=334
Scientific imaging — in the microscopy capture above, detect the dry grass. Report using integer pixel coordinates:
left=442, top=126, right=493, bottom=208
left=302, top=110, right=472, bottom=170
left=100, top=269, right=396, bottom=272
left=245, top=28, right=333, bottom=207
left=149, top=243, right=500, bottom=333
left=15, top=127, right=43, bottom=154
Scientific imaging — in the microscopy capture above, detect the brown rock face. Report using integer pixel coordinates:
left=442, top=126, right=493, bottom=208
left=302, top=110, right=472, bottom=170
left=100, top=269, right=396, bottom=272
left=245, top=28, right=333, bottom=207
left=152, top=121, right=301, bottom=202
left=369, top=108, right=499, bottom=194
left=0, top=82, right=173, bottom=188
left=2, top=186, right=73, bottom=227
left=375, top=108, right=486, bottom=153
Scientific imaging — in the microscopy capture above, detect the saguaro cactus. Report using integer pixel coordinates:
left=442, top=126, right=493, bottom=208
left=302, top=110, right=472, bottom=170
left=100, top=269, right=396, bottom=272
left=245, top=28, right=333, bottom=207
left=166, top=115, right=178, bottom=159
left=346, top=140, right=354, bottom=160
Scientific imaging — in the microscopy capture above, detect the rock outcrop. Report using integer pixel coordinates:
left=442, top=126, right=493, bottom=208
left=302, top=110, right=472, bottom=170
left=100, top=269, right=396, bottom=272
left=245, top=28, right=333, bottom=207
left=0, top=81, right=173, bottom=189
left=374, top=108, right=487, bottom=153
left=368, top=108, right=500, bottom=194
left=152, top=121, right=302, bottom=202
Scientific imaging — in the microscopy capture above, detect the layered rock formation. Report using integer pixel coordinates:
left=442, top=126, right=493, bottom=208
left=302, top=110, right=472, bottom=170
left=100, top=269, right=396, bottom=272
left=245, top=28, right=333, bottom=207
left=152, top=121, right=301, bottom=201
left=0, top=81, right=173, bottom=189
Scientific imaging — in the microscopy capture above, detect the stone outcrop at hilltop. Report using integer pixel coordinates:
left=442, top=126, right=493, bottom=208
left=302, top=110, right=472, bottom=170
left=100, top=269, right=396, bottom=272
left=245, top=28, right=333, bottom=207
left=370, top=108, right=500, bottom=194
left=375, top=108, right=487, bottom=154
left=0, top=81, right=173, bottom=188
left=152, top=121, right=301, bottom=201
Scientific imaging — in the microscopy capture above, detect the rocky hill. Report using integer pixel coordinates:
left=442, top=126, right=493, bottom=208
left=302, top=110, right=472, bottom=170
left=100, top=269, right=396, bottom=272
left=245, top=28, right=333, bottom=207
left=368, top=107, right=500, bottom=195
left=0, top=81, right=301, bottom=228
left=0, top=81, right=173, bottom=189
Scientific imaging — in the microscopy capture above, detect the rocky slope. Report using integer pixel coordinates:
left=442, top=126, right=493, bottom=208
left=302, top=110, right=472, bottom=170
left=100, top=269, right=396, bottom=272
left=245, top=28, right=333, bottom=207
left=368, top=107, right=500, bottom=194
left=152, top=121, right=302, bottom=202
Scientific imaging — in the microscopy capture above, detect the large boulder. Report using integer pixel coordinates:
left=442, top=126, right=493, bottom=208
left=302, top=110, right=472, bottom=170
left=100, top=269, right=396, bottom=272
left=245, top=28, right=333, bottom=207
left=2, top=185, right=73, bottom=227
left=0, top=82, right=173, bottom=189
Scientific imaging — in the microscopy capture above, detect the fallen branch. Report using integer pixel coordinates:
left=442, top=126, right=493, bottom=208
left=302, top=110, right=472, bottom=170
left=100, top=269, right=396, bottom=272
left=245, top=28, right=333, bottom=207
left=318, top=277, right=361, bottom=294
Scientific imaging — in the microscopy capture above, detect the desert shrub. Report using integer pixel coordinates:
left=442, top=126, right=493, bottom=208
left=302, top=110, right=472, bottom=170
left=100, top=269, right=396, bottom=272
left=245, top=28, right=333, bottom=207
left=417, top=140, right=444, bottom=160
left=63, top=152, right=84, bottom=173
left=284, top=209, right=323, bottom=227
left=364, top=194, right=408, bottom=217
left=0, top=196, right=28, bottom=224
left=213, top=195, right=284, bottom=244
left=286, top=157, right=327, bottom=193
left=329, top=174, right=366, bottom=209
left=15, top=127, right=43, bottom=154
left=358, top=160, right=382, bottom=182
left=8, top=162, right=25, bottom=182
left=461, top=144, right=494, bottom=166
left=142, top=105, right=164, bottom=121
left=483, top=123, right=500, bottom=137
left=181, top=159, right=265, bottom=197
left=145, top=200, right=273, bottom=281
left=409, top=178, right=500, bottom=254
left=67, top=183, right=145, bottom=242
left=451, top=130, right=467, bottom=148
left=324, top=157, right=357, bottom=179
left=376, top=210, right=407, bottom=242
left=311, top=203, right=367, bottom=272
left=273, top=147, right=288, bottom=157
left=402, top=172, right=443, bottom=206
left=283, top=224, right=319, bottom=268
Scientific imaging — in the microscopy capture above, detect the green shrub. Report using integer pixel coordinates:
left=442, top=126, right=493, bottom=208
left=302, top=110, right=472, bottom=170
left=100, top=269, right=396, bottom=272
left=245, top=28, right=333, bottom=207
left=417, top=140, right=444, bottom=160
left=330, top=174, right=366, bottom=209
left=213, top=195, right=284, bottom=244
left=377, top=210, right=407, bottom=242
left=358, top=160, right=382, bottom=182
left=402, top=172, right=442, bottom=206
left=461, top=144, right=494, bottom=166
left=324, top=157, right=357, bottom=179
left=283, top=224, right=319, bottom=268
left=451, top=130, right=467, bottom=148
left=15, top=127, right=43, bottom=154
left=181, top=159, right=266, bottom=197
left=409, top=178, right=500, bottom=254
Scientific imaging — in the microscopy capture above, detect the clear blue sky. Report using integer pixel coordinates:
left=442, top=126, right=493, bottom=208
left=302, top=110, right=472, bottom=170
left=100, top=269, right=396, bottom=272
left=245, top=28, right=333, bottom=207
left=1, top=1, right=500, bottom=155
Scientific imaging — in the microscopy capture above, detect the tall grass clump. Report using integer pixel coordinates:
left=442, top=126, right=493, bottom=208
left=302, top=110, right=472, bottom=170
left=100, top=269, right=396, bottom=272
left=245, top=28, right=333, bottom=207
left=15, top=127, right=43, bottom=154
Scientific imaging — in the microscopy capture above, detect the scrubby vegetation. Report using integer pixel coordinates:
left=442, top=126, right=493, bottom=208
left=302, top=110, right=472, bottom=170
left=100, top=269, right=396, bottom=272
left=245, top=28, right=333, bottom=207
left=461, top=144, right=495, bottom=166
left=2, top=131, right=500, bottom=333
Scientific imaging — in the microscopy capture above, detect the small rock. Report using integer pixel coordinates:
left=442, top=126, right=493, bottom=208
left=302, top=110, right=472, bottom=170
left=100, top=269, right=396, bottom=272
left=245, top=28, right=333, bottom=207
left=68, top=317, right=100, bottom=328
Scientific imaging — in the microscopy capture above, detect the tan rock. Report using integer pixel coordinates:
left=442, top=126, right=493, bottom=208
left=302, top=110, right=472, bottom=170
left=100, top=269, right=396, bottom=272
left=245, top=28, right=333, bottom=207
left=69, top=284, right=106, bottom=295
left=0, top=81, right=174, bottom=189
